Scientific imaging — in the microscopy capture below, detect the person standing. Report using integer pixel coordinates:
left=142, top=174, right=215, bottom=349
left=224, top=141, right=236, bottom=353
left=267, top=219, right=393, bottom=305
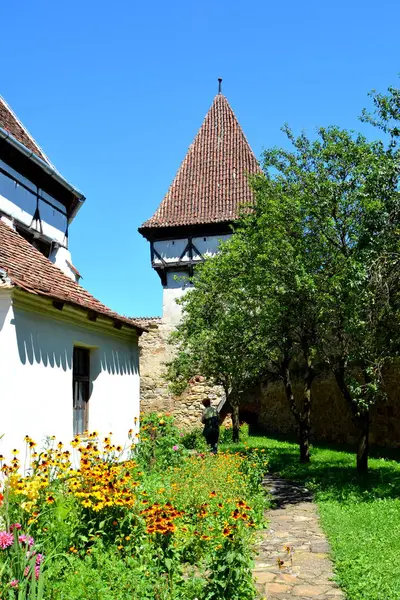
left=201, top=399, right=219, bottom=454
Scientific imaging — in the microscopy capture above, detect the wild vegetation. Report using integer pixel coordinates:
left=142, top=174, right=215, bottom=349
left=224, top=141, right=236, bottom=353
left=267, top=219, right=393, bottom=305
left=168, top=81, right=400, bottom=472
left=0, top=415, right=268, bottom=600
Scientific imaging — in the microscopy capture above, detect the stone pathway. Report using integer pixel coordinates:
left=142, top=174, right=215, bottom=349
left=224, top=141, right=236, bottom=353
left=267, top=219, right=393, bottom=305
left=253, top=474, right=344, bottom=599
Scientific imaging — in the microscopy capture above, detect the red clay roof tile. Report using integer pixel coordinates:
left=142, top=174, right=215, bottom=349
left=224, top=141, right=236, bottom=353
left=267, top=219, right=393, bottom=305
left=0, top=220, right=145, bottom=332
left=140, top=93, right=261, bottom=231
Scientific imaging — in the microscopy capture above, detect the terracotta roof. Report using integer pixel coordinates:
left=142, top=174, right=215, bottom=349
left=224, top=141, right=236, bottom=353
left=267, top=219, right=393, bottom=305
left=0, top=96, right=52, bottom=165
left=140, top=93, right=261, bottom=231
left=135, top=316, right=162, bottom=326
left=0, top=220, right=145, bottom=332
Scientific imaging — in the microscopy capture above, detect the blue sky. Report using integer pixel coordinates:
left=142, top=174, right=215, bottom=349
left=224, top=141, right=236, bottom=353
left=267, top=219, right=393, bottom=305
left=1, top=0, right=399, bottom=317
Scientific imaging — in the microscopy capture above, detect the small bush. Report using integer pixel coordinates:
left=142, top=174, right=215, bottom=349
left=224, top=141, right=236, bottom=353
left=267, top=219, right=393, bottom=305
left=180, top=428, right=208, bottom=451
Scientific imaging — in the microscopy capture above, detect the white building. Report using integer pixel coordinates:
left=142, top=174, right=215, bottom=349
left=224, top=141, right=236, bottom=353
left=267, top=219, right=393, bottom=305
left=0, top=97, right=145, bottom=456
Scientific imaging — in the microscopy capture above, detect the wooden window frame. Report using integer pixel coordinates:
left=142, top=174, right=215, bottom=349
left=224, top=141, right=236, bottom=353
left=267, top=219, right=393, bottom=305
left=73, top=346, right=90, bottom=436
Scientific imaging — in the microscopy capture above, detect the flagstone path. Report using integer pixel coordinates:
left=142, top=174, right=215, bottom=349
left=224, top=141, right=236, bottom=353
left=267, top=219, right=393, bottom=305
left=253, top=474, right=345, bottom=599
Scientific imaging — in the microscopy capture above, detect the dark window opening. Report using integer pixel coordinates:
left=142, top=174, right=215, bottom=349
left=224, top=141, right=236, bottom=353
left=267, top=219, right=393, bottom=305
left=73, top=347, right=90, bottom=435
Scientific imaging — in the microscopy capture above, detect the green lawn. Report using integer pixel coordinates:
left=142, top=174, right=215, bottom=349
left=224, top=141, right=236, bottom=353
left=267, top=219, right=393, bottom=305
left=223, top=435, right=400, bottom=600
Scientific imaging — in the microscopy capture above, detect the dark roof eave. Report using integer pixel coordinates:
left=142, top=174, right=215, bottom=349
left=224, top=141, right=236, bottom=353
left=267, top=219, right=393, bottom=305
left=138, top=219, right=236, bottom=242
left=12, top=284, right=148, bottom=335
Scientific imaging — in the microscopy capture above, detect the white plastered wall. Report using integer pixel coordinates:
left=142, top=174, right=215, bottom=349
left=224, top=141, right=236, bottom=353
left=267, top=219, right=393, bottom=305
left=0, top=290, right=140, bottom=459
left=163, top=270, right=191, bottom=327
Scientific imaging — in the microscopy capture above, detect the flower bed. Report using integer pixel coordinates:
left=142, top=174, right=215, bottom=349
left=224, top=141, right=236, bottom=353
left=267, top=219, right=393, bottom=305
left=0, top=414, right=268, bottom=600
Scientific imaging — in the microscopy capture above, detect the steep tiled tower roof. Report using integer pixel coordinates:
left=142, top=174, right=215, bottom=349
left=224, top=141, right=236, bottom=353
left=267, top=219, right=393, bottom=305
left=140, top=92, right=261, bottom=232
left=0, top=96, right=52, bottom=166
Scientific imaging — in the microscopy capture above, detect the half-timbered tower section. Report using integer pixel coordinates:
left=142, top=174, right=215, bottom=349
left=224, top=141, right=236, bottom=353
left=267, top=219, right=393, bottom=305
left=138, top=86, right=261, bottom=426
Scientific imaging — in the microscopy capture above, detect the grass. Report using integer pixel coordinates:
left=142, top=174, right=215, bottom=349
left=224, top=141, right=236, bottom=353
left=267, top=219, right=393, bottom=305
left=223, top=434, right=400, bottom=600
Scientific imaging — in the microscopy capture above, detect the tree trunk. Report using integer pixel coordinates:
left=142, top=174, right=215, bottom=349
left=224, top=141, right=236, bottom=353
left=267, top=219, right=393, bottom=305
left=299, top=362, right=315, bottom=464
left=356, top=413, right=369, bottom=474
left=231, top=398, right=240, bottom=443
left=281, top=360, right=302, bottom=461
left=282, top=362, right=300, bottom=423
left=334, top=364, right=370, bottom=474
left=299, top=420, right=310, bottom=463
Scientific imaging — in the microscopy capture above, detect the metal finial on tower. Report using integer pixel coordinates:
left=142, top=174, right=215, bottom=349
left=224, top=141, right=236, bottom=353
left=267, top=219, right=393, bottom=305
left=218, top=78, right=222, bottom=94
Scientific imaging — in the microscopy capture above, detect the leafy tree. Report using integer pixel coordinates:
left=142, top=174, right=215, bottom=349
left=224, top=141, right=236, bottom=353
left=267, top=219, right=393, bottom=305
left=168, top=121, right=400, bottom=472
left=167, top=175, right=322, bottom=458
left=167, top=244, right=264, bottom=443
left=263, top=125, right=400, bottom=472
left=231, top=178, right=322, bottom=463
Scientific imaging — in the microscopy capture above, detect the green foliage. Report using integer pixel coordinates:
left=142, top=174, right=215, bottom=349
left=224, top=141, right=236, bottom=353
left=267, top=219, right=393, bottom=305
left=262, top=124, right=400, bottom=393
left=180, top=428, right=208, bottom=452
left=361, top=81, right=400, bottom=138
left=47, top=545, right=185, bottom=600
left=136, top=413, right=184, bottom=471
left=168, top=113, right=400, bottom=468
left=204, top=531, right=257, bottom=600
left=219, top=423, right=249, bottom=445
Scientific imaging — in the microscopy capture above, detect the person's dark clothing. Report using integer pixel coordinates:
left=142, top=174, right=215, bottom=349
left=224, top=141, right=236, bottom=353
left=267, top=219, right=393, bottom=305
left=202, top=406, right=219, bottom=454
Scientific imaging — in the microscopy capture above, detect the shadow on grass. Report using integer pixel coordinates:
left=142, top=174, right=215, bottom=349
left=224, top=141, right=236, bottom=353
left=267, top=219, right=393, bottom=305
left=248, top=425, right=400, bottom=462
left=224, top=436, right=400, bottom=504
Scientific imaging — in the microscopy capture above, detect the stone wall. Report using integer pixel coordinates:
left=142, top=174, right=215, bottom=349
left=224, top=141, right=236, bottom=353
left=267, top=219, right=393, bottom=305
left=256, top=367, right=400, bottom=448
left=139, top=319, right=224, bottom=429
left=140, top=320, right=400, bottom=447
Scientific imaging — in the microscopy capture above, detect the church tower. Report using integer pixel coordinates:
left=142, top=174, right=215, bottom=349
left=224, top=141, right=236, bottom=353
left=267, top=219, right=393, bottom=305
left=139, top=81, right=261, bottom=326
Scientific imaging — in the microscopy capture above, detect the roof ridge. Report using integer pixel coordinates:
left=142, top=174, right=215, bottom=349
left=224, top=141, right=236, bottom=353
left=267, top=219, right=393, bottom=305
left=0, top=96, right=54, bottom=167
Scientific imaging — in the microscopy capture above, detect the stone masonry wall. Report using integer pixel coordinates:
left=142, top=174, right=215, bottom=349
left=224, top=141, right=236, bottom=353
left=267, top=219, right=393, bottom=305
left=140, top=321, right=400, bottom=447
left=139, top=319, right=224, bottom=429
